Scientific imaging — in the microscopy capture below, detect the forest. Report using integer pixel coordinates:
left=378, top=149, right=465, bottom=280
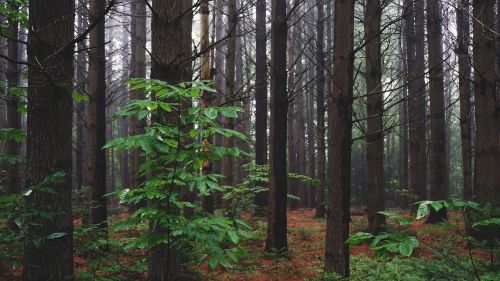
left=0, top=0, right=499, bottom=280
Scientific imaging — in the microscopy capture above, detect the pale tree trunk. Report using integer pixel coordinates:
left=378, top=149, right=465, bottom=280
left=22, top=0, right=75, bottom=279
left=364, top=0, right=385, bottom=234
left=325, top=0, right=355, bottom=276
left=87, top=0, right=108, bottom=229
left=287, top=9, right=298, bottom=210
left=398, top=4, right=409, bottom=207
left=266, top=0, right=288, bottom=252
left=473, top=0, right=500, bottom=208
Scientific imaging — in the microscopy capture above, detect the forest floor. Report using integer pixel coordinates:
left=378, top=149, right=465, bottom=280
left=1, top=209, right=494, bottom=281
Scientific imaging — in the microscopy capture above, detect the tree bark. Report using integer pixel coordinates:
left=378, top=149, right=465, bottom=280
left=364, top=0, right=385, bottom=233
left=426, top=0, right=448, bottom=222
left=473, top=0, right=500, bottom=208
left=325, top=0, right=355, bottom=276
left=4, top=2, right=21, bottom=199
left=149, top=0, right=193, bottom=279
left=75, top=0, right=87, bottom=191
left=22, top=0, right=75, bottom=280
left=86, top=0, right=108, bottom=229
left=265, top=0, right=288, bottom=253
left=254, top=0, right=268, bottom=214
left=129, top=0, right=147, bottom=195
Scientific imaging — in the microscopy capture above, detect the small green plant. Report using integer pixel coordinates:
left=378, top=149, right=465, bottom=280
left=105, top=79, right=254, bottom=272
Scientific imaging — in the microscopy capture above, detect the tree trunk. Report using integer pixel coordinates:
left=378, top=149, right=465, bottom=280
left=404, top=0, right=426, bottom=205
left=129, top=0, right=147, bottom=195
left=426, top=0, right=448, bottom=222
left=4, top=2, right=21, bottom=199
left=22, top=1, right=75, bottom=279
left=222, top=0, right=237, bottom=202
left=398, top=9, right=409, bottom=208
left=254, top=0, right=268, bottom=214
left=473, top=0, right=500, bottom=208
left=325, top=0, right=355, bottom=276
left=364, top=0, right=385, bottom=234
left=75, top=0, right=87, bottom=191
left=87, top=0, right=108, bottom=229
left=315, top=0, right=326, bottom=218
left=149, top=0, right=193, bottom=279
left=265, top=0, right=288, bottom=253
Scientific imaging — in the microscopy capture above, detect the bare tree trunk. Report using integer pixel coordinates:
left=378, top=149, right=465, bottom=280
left=265, top=0, right=288, bottom=253
left=315, top=0, right=326, bottom=218
left=398, top=1, right=409, bottom=207
left=365, top=0, right=385, bottom=234
left=306, top=80, right=316, bottom=208
left=129, top=0, right=147, bottom=196
left=473, top=0, right=500, bottom=208
left=149, top=1, right=193, bottom=279
left=22, top=0, right=75, bottom=279
left=325, top=0, right=355, bottom=276
left=4, top=2, right=21, bottom=199
left=254, top=0, right=268, bottom=214
left=87, top=0, right=108, bottom=229
left=287, top=13, right=298, bottom=210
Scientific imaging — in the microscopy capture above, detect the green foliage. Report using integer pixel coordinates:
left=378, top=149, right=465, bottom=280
left=106, top=79, right=253, bottom=271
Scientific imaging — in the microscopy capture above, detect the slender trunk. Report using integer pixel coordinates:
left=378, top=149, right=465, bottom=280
left=325, top=0, right=355, bottom=276
left=75, top=0, right=87, bottom=191
left=265, top=0, right=288, bottom=252
left=254, top=0, right=268, bottom=214
left=315, top=0, right=326, bottom=218
left=365, top=0, right=385, bottom=233
left=5, top=3, right=21, bottom=199
left=473, top=0, right=500, bottom=208
left=22, top=1, right=75, bottom=279
left=398, top=5, right=409, bottom=207
left=87, top=0, right=108, bottom=229
left=287, top=15, right=298, bottom=210
left=306, top=79, right=316, bottom=208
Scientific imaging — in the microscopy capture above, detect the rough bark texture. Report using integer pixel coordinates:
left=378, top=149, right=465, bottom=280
left=473, top=0, right=500, bottom=208
left=426, top=0, right=448, bottom=222
left=265, top=0, right=288, bottom=252
left=315, top=0, right=326, bottom=218
left=149, top=1, right=193, bottom=280
left=222, top=0, right=237, bottom=194
left=87, top=0, right=108, bottom=228
left=22, top=0, right=75, bottom=280
left=129, top=0, right=147, bottom=194
left=364, top=0, right=385, bottom=233
left=254, top=0, right=268, bottom=214
left=404, top=0, right=426, bottom=204
left=325, top=0, right=355, bottom=276
left=4, top=3, right=21, bottom=198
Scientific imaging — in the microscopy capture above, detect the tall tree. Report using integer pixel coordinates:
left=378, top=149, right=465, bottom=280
left=426, top=0, right=447, bottom=222
left=222, top=0, right=237, bottom=192
left=149, top=0, right=193, bottom=279
left=75, top=0, right=87, bottom=191
left=315, top=0, right=326, bottom=218
left=404, top=0, right=426, bottom=205
left=254, top=0, right=268, bottom=213
left=473, top=0, right=500, bottom=207
left=129, top=0, right=147, bottom=195
left=22, top=0, right=75, bottom=279
left=325, top=0, right=355, bottom=276
left=4, top=2, right=21, bottom=199
left=86, top=0, right=108, bottom=228
left=364, top=0, right=385, bottom=233
left=266, top=0, right=288, bottom=252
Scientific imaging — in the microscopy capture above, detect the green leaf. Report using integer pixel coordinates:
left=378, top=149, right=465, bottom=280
left=416, top=202, right=431, bottom=220
left=346, top=232, right=374, bottom=245
left=204, top=108, right=218, bottom=119
left=46, top=232, right=67, bottom=240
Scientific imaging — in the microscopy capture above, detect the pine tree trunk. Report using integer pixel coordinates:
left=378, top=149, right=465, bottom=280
left=5, top=2, right=21, bottom=199
left=149, top=1, right=193, bottom=279
left=265, top=0, right=288, bottom=253
left=254, top=0, right=268, bottom=214
left=87, top=0, right=108, bottom=229
left=22, top=1, right=75, bottom=279
left=473, top=0, right=500, bottom=208
left=75, top=0, right=87, bottom=191
left=325, top=0, right=355, bottom=276
left=364, top=0, right=385, bottom=234
left=426, top=0, right=448, bottom=222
